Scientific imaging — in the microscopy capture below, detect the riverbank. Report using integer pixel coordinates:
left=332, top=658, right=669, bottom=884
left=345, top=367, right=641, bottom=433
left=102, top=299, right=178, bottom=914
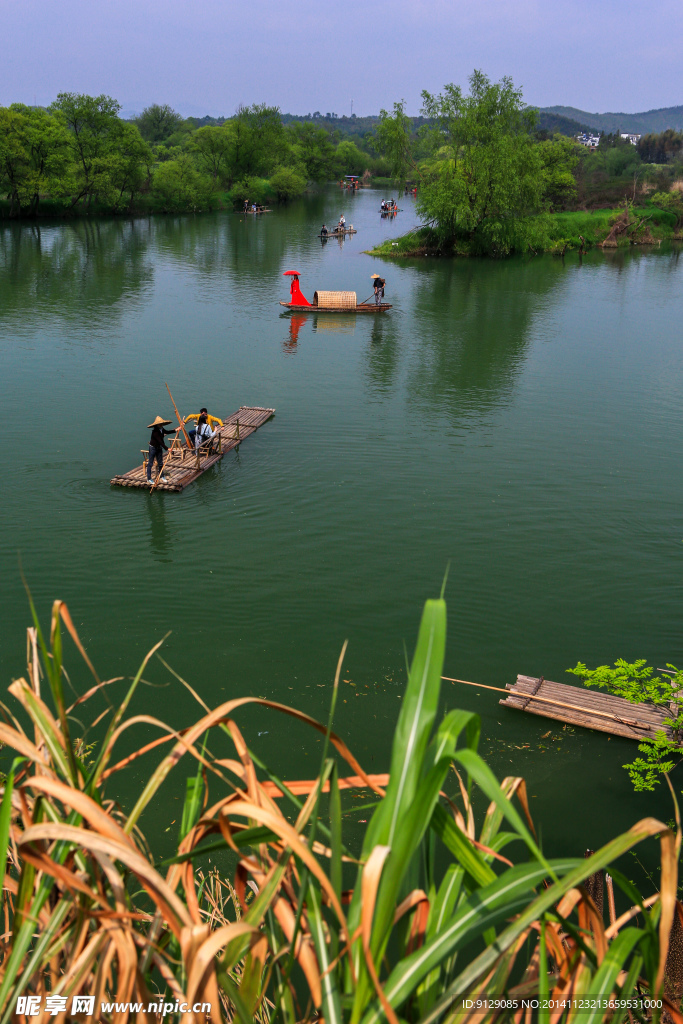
left=366, top=204, right=682, bottom=258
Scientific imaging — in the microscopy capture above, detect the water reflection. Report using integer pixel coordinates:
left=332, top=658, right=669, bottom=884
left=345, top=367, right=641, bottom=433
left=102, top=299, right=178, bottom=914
left=364, top=315, right=400, bottom=395
left=285, top=314, right=307, bottom=352
left=0, top=219, right=154, bottom=329
left=405, top=257, right=567, bottom=421
left=145, top=493, right=173, bottom=563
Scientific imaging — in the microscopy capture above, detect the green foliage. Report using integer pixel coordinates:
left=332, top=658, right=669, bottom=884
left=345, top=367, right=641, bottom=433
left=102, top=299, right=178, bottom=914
left=570, top=659, right=683, bottom=790
left=269, top=166, right=306, bottom=202
left=189, top=124, right=233, bottom=182
left=134, top=103, right=183, bottom=143
left=151, top=155, right=217, bottom=212
left=416, top=71, right=543, bottom=251
left=375, top=100, right=414, bottom=188
left=287, top=121, right=336, bottom=181
left=0, top=596, right=679, bottom=1021
left=538, top=133, right=580, bottom=208
left=638, top=129, right=683, bottom=164
left=650, top=189, right=683, bottom=227
left=228, top=175, right=271, bottom=207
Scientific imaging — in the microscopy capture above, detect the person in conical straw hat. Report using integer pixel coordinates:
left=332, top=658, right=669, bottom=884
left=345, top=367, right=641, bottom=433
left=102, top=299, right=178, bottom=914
left=371, top=273, right=385, bottom=305
left=146, top=415, right=177, bottom=486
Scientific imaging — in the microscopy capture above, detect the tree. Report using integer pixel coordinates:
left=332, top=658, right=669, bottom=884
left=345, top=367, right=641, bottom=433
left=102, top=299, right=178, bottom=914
left=134, top=104, right=183, bottom=143
left=287, top=122, right=335, bottom=181
left=375, top=100, right=414, bottom=188
left=269, top=166, right=306, bottom=202
left=106, top=122, right=153, bottom=209
left=151, top=154, right=217, bottom=212
left=0, top=105, right=70, bottom=216
left=49, top=93, right=123, bottom=206
left=190, top=125, right=232, bottom=182
left=538, top=133, right=580, bottom=209
left=0, top=107, right=32, bottom=216
left=416, top=71, right=543, bottom=251
left=233, top=104, right=287, bottom=177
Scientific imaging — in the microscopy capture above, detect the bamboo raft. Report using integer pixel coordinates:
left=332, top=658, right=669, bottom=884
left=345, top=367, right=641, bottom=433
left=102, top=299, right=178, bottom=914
left=110, top=407, right=275, bottom=492
left=500, top=674, right=674, bottom=741
left=320, top=228, right=357, bottom=237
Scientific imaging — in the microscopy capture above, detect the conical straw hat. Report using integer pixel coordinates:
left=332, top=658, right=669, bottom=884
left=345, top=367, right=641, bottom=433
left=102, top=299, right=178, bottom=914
left=147, top=415, right=172, bottom=428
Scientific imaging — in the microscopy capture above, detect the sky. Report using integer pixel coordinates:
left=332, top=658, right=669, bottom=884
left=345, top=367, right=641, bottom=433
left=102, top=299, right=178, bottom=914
left=3, top=0, right=682, bottom=118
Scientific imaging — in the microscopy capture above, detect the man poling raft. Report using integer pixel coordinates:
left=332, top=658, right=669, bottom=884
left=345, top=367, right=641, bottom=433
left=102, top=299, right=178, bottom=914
left=146, top=415, right=178, bottom=485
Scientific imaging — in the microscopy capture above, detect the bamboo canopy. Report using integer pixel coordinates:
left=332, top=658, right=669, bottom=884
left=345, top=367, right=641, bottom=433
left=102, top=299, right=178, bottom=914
left=314, top=290, right=356, bottom=308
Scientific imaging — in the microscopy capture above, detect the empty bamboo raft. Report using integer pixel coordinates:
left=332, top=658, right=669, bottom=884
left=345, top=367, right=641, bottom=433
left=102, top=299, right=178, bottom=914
left=501, top=674, right=673, bottom=741
left=110, top=406, right=275, bottom=492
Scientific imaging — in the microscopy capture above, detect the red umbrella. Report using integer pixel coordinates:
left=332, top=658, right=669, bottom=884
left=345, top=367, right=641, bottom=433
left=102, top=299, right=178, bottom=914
left=283, top=270, right=301, bottom=276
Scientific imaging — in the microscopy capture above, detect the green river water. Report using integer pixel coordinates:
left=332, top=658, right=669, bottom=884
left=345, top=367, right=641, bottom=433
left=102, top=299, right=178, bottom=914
left=1, top=188, right=682, bottom=865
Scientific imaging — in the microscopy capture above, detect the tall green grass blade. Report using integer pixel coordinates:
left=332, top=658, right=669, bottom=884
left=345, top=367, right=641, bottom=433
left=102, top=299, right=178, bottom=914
left=0, top=760, right=21, bottom=897
left=360, top=859, right=579, bottom=1024
left=420, top=824, right=668, bottom=1024
left=179, top=731, right=207, bottom=841
left=430, top=804, right=496, bottom=887
left=582, top=929, right=643, bottom=1024
left=308, top=882, right=343, bottom=1024
left=452, top=749, right=552, bottom=873
left=365, top=598, right=446, bottom=852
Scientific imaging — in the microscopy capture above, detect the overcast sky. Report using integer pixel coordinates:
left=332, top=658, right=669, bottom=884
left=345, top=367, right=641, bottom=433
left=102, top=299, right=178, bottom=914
left=4, top=0, right=681, bottom=117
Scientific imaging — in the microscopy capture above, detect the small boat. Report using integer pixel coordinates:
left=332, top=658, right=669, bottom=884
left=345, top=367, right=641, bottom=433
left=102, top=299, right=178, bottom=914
left=243, top=207, right=272, bottom=214
left=280, top=290, right=391, bottom=314
left=319, top=227, right=357, bottom=238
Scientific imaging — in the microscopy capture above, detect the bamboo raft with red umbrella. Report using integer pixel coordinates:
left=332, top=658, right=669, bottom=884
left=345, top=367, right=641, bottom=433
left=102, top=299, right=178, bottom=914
left=111, top=406, right=275, bottom=492
left=280, top=271, right=391, bottom=313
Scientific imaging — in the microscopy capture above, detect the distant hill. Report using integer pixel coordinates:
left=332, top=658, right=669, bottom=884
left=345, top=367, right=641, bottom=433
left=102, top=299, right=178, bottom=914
left=541, top=105, right=683, bottom=134
left=536, top=110, right=596, bottom=136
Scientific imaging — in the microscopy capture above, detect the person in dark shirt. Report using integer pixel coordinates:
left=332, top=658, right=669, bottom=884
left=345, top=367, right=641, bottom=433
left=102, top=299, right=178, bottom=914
left=147, top=415, right=176, bottom=485
left=373, top=275, right=386, bottom=304
left=321, top=224, right=328, bottom=236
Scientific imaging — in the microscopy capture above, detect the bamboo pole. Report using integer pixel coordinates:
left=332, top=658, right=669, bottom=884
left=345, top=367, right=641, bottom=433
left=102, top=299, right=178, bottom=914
left=165, top=382, right=193, bottom=450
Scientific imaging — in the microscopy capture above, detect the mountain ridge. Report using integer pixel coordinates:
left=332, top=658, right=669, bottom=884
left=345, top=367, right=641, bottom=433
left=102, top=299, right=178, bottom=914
left=541, top=104, right=683, bottom=134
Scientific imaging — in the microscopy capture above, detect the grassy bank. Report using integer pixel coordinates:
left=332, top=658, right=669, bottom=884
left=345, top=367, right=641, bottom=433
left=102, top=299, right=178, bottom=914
left=367, top=203, right=682, bottom=258
left=0, top=595, right=680, bottom=1021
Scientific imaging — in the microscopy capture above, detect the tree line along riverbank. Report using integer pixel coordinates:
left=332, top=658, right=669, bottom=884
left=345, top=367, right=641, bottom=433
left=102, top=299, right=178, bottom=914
left=3, top=78, right=683, bottom=259
left=0, top=94, right=392, bottom=219
left=368, top=204, right=683, bottom=258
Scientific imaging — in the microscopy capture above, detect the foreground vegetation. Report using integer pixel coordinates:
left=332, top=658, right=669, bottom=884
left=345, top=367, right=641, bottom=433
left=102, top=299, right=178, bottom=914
left=1, top=595, right=682, bottom=1022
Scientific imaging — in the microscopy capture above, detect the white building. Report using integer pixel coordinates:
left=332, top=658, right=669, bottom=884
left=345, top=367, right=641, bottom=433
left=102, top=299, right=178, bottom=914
left=620, top=133, right=641, bottom=145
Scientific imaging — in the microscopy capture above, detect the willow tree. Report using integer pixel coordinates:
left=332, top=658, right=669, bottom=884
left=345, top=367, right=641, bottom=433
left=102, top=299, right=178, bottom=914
left=417, top=70, right=543, bottom=253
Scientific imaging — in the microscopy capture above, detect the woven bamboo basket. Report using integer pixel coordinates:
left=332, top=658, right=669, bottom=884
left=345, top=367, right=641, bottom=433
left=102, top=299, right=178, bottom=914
left=314, top=290, right=357, bottom=308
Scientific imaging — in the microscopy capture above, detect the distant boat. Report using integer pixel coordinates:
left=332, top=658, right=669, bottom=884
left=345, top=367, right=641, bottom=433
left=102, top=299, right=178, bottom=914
left=319, top=227, right=357, bottom=238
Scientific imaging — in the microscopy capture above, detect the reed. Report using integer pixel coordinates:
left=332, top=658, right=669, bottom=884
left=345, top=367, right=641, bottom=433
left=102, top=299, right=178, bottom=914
left=0, top=596, right=681, bottom=1023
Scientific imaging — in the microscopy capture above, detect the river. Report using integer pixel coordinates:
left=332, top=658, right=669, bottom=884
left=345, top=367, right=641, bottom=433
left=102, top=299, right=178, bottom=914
left=1, top=187, right=682, bottom=864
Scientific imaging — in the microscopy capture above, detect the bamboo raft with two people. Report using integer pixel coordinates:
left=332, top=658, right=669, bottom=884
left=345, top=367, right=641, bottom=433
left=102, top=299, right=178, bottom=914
left=111, top=388, right=275, bottom=492
left=280, top=271, right=391, bottom=313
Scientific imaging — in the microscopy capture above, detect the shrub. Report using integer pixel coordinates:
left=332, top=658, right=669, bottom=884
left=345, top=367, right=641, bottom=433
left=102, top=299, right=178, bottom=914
left=228, top=175, right=271, bottom=208
left=151, top=156, right=217, bottom=212
left=269, top=166, right=306, bottom=202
